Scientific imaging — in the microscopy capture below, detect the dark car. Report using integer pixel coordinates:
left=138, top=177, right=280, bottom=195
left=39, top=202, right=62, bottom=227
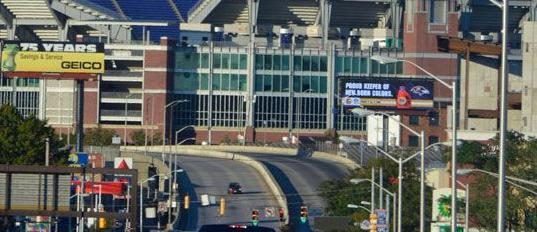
left=199, top=224, right=275, bottom=232
left=228, top=182, right=242, bottom=194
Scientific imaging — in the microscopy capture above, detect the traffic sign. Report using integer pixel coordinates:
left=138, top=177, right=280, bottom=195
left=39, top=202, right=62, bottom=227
left=360, top=220, right=370, bottom=230
left=265, top=207, right=275, bottom=217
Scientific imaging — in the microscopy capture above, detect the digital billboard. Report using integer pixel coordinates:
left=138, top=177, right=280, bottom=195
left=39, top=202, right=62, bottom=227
left=339, top=77, right=434, bottom=109
left=1, top=41, right=104, bottom=74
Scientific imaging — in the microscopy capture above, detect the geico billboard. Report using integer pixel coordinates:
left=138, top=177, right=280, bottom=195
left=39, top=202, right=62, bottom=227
left=339, top=77, right=434, bottom=109
left=1, top=41, right=104, bottom=74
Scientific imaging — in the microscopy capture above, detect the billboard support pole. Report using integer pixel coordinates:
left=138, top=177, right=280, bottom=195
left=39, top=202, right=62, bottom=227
left=76, top=80, right=84, bottom=153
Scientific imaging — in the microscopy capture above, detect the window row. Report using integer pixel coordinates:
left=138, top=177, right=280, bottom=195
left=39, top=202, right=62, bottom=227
left=254, top=75, right=327, bottom=93
left=175, top=51, right=247, bottom=70
left=174, top=72, right=247, bottom=91
left=0, top=78, right=40, bottom=87
left=255, top=55, right=328, bottom=72
left=335, top=57, right=403, bottom=75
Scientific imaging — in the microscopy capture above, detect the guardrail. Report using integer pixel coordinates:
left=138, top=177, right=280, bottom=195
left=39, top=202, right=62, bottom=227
left=100, top=92, right=142, bottom=99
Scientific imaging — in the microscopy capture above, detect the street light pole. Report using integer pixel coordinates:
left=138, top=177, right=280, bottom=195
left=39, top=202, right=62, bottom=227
left=397, top=157, right=402, bottom=232
left=124, top=93, right=134, bottom=146
left=498, top=0, right=509, bottom=231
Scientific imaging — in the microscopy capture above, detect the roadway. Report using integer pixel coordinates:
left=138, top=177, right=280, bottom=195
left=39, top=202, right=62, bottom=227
left=240, top=153, right=351, bottom=231
left=170, top=155, right=281, bottom=231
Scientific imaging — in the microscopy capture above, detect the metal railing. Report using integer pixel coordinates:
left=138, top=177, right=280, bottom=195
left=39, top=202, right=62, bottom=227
left=105, top=50, right=144, bottom=57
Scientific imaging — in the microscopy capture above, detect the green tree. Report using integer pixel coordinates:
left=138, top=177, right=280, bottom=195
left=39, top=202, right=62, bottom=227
left=84, top=126, right=115, bottom=146
left=131, top=129, right=146, bottom=146
left=0, top=104, right=67, bottom=165
left=319, top=154, right=434, bottom=232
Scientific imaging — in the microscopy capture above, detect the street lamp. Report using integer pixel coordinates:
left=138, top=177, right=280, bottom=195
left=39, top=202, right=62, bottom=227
left=458, top=169, right=537, bottom=188
left=350, top=178, right=397, bottom=232
left=371, top=55, right=457, bottom=232
left=139, top=169, right=184, bottom=232
left=347, top=204, right=372, bottom=213
left=351, top=107, right=425, bottom=232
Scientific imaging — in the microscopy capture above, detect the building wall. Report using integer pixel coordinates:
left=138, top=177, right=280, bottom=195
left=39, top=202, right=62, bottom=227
left=400, top=0, right=459, bottom=146
left=522, top=21, right=537, bottom=136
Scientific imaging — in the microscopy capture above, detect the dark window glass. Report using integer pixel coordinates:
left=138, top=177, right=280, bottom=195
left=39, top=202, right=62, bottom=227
left=213, top=54, right=221, bottom=69
left=409, top=136, right=419, bottom=147
left=409, top=115, right=420, bottom=125
left=294, top=56, right=302, bottom=71
left=281, top=75, right=290, bottom=92
left=429, top=136, right=439, bottom=145
left=282, top=55, right=290, bottom=70
left=212, top=73, right=221, bottom=90
left=239, top=54, right=247, bottom=69
left=273, top=75, right=281, bottom=92
left=320, top=56, right=328, bottom=72
left=255, top=75, right=264, bottom=91
left=429, top=112, right=440, bottom=126
left=264, top=75, right=272, bottom=91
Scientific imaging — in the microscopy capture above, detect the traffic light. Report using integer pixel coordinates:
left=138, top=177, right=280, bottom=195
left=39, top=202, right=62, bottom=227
left=369, top=213, right=378, bottom=232
left=279, top=208, right=285, bottom=222
left=219, top=197, right=226, bottom=216
left=300, top=206, right=308, bottom=223
left=184, top=195, right=190, bottom=209
left=251, top=210, right=259, bottom=226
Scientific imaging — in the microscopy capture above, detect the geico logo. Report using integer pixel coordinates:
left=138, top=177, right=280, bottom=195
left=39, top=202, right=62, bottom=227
left=61, top=61, right=102, bottom=70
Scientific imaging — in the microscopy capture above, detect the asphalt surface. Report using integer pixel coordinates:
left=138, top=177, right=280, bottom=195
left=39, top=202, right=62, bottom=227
left=172, top=155, right=281, bottom=231
left=240, top=153, right=351, bottom=231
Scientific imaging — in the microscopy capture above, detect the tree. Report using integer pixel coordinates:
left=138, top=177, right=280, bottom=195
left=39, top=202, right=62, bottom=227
left=84, top=126, right=115, bottom=147
left=0, top=104, right=67, bottom=165
left=131, top=129, right=146, bottom=146
left=319, top=154, right=434, bottom=232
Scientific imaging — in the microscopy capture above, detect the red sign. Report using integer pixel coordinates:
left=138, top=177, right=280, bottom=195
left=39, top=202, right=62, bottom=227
left=71, top=180, right=125, bottom=196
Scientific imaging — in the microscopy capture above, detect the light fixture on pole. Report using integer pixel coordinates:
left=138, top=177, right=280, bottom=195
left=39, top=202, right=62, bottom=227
left=352, top=106, right=425, bottom=232
left=139, top=169, right=184, bottom=232
left=371, top=55, right=457, bottom=232
left=350, top=178, right=397, bottom=232
left=347, top=204, right=372, bottom=213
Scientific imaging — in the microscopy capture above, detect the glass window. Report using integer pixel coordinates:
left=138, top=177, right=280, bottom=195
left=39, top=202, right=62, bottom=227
left=319, top=76, right=327, bottom=93
left=212, top=73, right=221, bottom=90
left=320, top=56, right=328, bottom=72
left=273, top=75, right=281, bottom=92
left=240, top=54, right=247, bottom=69
left=343, top=57, right=351, bottom=73
left=201, top=53, right=209, bottom=68
left=200, top=73, right=209, bottom=90
left=230, top=74, right=239, bottom=91
left=281, top=75, right=290, bottom=92
left=311, top=56, right=319, bottom=71
left=221, top=74, right=230, bottom=90
left=335, top=56, right=343, bottom=73
left=239, top=74, right=247, bottom=91
left=230, top=54, right=239, bottom=69
left=352, top=57, right=360, bottom=73
left=360, top=58, right=369, bottom=74
left=221, top=54, right=230, bottom=69
left=301, top=76, right=311, bottom=92
left=294, top=56, right=302, bottom=71
left=371, top=60, right=379, bottom=74
left=293, top=76, right=301, bottom=92
left=310, top=76, right=319, bottom=93
left=409, top=135, right=419, bottom=147
left=430, top=0, right=446, bottom=23
left=429, top=112, right=440, bottom=126
left=213, top=54, right=221, bottom=69
left=387, top=63, right=396, bottom=74
left=273, top=55, right=281, bottom=70
left=282, top=55, right=290, bottom=70
left=429, top=136, right=439, bottom=145
left=409, top=115, right=420, bottom=125
left=264, top=75, right=272, bottom=91
left=396, top=62, right=403, bottom=74
left=302, top=56, right=311, bottom=71
left=255, top=54, right=264, bottom=69
left=255, top=75, right=264, bottom=91
left=264, top=55, right=272, bottom=70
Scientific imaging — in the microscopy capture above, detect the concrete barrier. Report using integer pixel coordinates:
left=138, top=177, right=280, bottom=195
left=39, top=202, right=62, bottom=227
left=122, top=146, right=289, bottom=224
left=174, top=145, right=360, bottom=170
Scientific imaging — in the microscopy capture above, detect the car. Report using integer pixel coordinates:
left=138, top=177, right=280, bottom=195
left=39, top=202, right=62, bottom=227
left=228, top=182, right=242, bottom=194
left=198, top=224, right=275, bottom=232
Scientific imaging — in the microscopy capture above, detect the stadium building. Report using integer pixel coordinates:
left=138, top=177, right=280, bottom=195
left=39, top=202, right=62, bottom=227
left=0, top=0, right=533, bottom=147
